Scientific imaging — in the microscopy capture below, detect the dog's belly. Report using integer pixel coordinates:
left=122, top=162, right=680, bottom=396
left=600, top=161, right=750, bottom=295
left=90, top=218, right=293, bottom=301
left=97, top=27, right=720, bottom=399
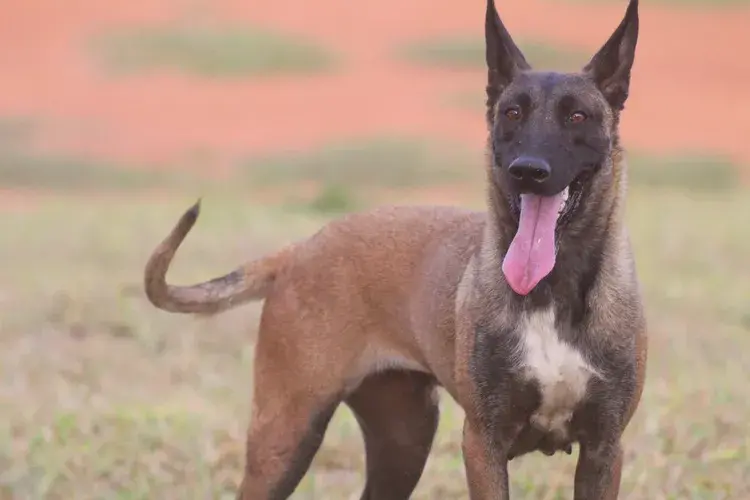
left=517, top=307, right=600, bottom=443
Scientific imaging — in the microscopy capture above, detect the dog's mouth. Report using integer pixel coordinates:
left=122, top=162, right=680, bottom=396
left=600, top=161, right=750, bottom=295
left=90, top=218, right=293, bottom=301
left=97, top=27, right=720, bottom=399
left=506, top=175, right=586, bottom=227
left=502, top=176, right=586, bottom=296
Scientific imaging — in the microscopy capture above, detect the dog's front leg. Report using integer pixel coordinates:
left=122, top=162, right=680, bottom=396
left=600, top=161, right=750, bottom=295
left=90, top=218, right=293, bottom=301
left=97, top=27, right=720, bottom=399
left=461, top=419, right=510, bottom=500
left=573, top=439, right=623, bottom=500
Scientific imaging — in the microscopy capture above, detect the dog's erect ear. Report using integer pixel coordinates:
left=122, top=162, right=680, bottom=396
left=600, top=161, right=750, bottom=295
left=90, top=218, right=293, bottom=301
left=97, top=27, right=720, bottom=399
left=485, top=0, right=530, bottom=117
left=583, top=0, right=639, bottom=111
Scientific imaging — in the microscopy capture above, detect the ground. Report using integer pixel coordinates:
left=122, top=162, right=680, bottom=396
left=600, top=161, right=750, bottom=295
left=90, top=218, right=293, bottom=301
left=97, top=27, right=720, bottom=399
left=2, top=0, right=750, bottom=168
left=1, top=0, right=749, bottom=498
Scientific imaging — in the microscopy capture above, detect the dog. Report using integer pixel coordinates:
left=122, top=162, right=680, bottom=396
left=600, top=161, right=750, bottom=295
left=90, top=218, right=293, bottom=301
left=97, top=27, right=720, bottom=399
left=143, top=0, right=647, bottom=498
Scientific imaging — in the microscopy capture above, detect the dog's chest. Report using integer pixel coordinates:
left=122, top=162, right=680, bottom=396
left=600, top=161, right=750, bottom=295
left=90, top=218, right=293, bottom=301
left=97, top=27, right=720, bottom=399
left=517, top=308, right=599, bottom=438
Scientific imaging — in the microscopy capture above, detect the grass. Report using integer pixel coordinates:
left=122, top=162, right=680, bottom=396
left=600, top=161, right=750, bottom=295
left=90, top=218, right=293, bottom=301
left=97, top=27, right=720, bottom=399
left=0, top=117, right=35, bottom=149
left=239, top=137, right=479, bottom=189
left=0, top=154, right=187, bottom=192
left=0, top=129, right=478, bottom=202
left=1, top=147, right=748, bottom=498
left=445, top=89, right=488, bottom=111
left=305, top=184, right=361, bottom=214
left=92, top=24, right=335, bottom=78
left=6, top=116, right=735, bottom=197
left=628, top=152, right=741, bottom=192
left=399, top=37, right=587, bottom=71
left=0, top=117, right=191, bottom=192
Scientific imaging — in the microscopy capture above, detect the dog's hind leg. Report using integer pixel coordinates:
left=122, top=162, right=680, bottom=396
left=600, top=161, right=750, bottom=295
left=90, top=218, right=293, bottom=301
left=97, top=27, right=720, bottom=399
left=236, top=310, right=346, bottom=500
left=346, top=370, right=440, bottom=500
left=238, top=393, right=339, bottom=500
left=236, top=372, right=340, bottom=500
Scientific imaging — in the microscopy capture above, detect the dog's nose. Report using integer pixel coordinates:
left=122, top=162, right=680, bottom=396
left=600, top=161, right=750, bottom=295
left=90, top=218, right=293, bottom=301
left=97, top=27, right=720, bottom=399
left=508, top=157, right=551, bottom=183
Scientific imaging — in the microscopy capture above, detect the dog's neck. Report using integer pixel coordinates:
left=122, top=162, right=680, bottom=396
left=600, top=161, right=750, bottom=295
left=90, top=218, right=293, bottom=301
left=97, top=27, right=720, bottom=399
left=481, top=148, right=628, bottom=323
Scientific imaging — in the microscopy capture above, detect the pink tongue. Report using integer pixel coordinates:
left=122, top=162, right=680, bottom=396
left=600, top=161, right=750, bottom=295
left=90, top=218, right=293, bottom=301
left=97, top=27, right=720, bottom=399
left=502, top=192, right=564, bottom=295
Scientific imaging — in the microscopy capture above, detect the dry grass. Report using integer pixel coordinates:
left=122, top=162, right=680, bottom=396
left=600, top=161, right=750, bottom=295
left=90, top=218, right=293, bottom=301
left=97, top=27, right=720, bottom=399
left=91, top=23, right=336, bottom=78
left=1, top=152, right=749, bottom=498
left=0, top=117, right=196, bottom=192
left=239, top=137, right=476, bottom=189
left=398, top=37, right=586, bottom=71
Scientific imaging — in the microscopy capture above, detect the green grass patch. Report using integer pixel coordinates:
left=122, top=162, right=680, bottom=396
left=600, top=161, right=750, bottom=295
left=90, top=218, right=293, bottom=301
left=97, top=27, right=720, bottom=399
left=0, top=116, right=192, bottom=192
left=399, top=37, right=586, bottom=71
left=16, top=408, right=208, bottom=498
left=0, top=154, right=188, bottom=192
left=276, top=183, right=363, bottom=216
left=92, top=24, right=336, bottom=77
left=445, top=90, right=487, bottom=112
left=0, top=116, right=35, bottom=148
left=0, top=123, right=480, bottom=198
left=306, top=183, right=360, bottom=214
left=239, top=137, right=479, bottom=189
left=628, top=151, right=741, bottom=192
left=1, top=187, right=749, bottom=498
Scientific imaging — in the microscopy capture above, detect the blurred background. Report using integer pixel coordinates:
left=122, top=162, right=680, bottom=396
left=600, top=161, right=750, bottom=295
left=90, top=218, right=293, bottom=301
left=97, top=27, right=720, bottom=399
left=1, top=0, right=749, bottom=498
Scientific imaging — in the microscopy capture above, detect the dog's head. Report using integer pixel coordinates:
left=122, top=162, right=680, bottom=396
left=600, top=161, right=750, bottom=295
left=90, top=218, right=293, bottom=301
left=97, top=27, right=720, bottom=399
left=485, top=0, right=639, bottom=296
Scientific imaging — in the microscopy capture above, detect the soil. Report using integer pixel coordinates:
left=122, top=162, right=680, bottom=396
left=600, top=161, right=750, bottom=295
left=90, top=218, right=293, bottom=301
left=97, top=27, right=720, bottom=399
left=0, top=0, right=748, bottom=178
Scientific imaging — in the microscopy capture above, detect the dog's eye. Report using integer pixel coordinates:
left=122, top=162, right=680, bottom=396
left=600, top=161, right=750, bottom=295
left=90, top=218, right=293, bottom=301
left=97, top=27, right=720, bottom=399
left=568, top=111, right=587, bottom=124
left=504, top=107, right=522, bottom=121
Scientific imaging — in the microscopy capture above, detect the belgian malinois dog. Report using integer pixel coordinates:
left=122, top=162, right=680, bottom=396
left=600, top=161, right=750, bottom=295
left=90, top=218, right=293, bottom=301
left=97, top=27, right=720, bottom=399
left=144, top=0, right=647, bottom=498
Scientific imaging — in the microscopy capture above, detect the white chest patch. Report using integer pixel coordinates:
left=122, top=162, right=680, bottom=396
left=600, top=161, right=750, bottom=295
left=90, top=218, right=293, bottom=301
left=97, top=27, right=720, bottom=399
left=519, top=307, right=601, bottom=439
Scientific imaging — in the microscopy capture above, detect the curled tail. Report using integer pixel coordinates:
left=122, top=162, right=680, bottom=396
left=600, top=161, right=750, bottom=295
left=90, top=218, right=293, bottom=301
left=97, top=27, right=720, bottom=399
left=144, top=200, right=291, bottom=315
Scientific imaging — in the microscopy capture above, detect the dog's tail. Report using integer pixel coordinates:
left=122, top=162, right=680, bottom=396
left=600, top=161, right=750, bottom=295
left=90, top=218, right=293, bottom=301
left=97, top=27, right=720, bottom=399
left=144, top=200, right=292, bottom=315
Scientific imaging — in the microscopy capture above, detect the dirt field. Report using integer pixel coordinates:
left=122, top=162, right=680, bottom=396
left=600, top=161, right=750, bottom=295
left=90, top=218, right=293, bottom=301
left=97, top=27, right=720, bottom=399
left=2, top=0, right=750, bottom=167
left=1, top=0, right=749, bottom=498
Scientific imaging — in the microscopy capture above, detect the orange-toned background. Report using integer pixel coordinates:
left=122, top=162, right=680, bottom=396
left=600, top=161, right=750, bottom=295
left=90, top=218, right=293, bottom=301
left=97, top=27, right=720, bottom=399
left=1, top=0, right=748, bottom=191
